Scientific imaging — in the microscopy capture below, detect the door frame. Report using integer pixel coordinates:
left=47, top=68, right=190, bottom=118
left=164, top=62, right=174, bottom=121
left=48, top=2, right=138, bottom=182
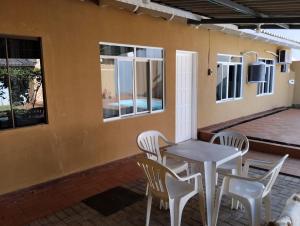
left=175, top=50, right=198, bottom=142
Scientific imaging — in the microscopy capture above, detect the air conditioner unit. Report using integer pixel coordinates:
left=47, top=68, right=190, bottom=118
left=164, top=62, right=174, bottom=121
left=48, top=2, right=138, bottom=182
left=278, top=49, right=292, bottom=64
left=248, top=62, right=266, bottom=83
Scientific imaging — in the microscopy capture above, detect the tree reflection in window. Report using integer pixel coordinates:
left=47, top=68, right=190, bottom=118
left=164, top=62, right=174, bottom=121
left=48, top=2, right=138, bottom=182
left=0, top=37, right=47, bottom=129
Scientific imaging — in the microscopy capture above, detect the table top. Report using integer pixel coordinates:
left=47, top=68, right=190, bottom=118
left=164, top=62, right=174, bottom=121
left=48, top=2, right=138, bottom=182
left=165, top=140, right=241, bottom=166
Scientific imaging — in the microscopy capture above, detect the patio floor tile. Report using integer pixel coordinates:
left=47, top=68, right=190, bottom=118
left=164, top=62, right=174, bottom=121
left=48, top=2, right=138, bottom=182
left=27, top=169, right=300, bottom=226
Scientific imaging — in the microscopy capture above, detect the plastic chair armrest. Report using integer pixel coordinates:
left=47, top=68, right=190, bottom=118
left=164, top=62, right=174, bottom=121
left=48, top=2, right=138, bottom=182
left=178, top=172, right=202, bottom=182
left=224, top=173, right=259, bottom=182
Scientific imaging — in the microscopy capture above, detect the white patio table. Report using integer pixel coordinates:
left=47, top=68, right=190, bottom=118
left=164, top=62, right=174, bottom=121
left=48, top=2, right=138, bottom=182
left=165, top=140, right=242, bottom=226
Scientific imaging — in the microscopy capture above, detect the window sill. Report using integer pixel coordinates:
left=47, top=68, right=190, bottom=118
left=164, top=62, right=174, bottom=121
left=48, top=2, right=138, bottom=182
left=256, top=93, right=274, bottom=97
left=216, top=98, right=243, bottom=104
left=103, top=110, right=165, bottom=123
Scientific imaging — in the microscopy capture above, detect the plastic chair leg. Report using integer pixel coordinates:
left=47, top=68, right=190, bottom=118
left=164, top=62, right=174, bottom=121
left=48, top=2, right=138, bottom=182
left=230, top=169, right=240, bottom=210
left=213, top=183, right=224, bottom=226
left=244, top=199, right=262, bottom=226
left=169, top=198, right=186, bottom=226
left=145, top=183, right=149, bottom=196
left=146, top=195, right=152, bottom=226
left=263, top=194, right=272, bottom=223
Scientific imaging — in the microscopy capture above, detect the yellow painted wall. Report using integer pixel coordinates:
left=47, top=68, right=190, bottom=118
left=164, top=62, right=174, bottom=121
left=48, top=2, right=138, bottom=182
left=291, top=62, right=300, bottom=105
left=0, top=0, right=294, bottom=194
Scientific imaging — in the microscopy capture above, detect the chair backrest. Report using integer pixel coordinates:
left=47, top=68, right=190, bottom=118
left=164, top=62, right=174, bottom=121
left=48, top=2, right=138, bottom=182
left=137, top=130, right=169, bottom=163
left=210, top=131, right=249, bottom=155
left=137, top=158, right=178, bottom=200
left=261, top=154, right=288, bottom=197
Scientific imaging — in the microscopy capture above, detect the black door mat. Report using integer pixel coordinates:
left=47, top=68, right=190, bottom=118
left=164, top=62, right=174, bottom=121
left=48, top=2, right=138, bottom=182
left=83, top=186, right=144, bottom=216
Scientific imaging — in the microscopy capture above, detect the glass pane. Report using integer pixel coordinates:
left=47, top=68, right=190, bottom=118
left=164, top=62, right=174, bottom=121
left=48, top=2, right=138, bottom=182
left=235, top=65, right=242, bottom=98
left=259, top=59, right=266, bottom=63
left=0, top=38, right=5, bottom=58
left=217, top=55, right=230, bottom=62
left=101, top=59, right=119, bottom=119
left=231, top=56, right=242, bottom=63
left=216, top=64, right=222, bottom=101
left=151, top=61, right=163, bottom=111
left=136, top=48, right=163, bottom=58
left=0, top=38, right=13, bottom=129
left=228, top=65, right=235, bottom=98
left=119, top=60, right=134, bottom=115
left=269, top=66, right=274, bottom=93
left=100, top=44, right=134, bottom=57
left=264, top=67, right=269, bottom=93
left=222, top=65, right=228, bottom=99
left=136, top=61, right=150, bottom=112
left=7, top=38, right=46, bottom=128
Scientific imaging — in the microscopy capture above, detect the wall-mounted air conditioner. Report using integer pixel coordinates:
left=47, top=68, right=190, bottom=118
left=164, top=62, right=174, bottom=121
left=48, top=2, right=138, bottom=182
left=278, top=49, right=292, bottom=64
left=248, top=62, right=266, bottom=83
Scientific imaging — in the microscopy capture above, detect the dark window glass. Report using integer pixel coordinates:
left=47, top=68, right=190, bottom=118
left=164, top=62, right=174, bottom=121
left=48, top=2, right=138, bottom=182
left=136, top=61, right=150, bottom=112
left=100, top=45, right=134, bottom=57
left=236, top=65, right=242, bottom=98
left=100, top=59, right=119, bottom=119
left=263, top=67, right=269, bottom=93
left=222, top=65, right=228, bottom=99
left=269, top=66, right=274, bottom=93
left=136, top=48, right=163, bottom=58
left=151, top=61, right=163, bottom=111
left=0, top=38, right=13, bottom=129
left=0, top=38, right=6, bottom=58
left=119, top=60, right=134, bottom=115
left=216, top=64, right=222, bottom=101
left=228, top=65, right=235, bottom=98
left=7, top=38, right=46, bottom=128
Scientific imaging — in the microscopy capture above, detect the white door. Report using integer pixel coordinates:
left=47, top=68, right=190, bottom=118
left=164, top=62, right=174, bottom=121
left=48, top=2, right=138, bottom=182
left=175, top=51, right=197, bottom=143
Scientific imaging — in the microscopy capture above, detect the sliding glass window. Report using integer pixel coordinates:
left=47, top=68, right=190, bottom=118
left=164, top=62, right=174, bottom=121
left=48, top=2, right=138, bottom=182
left=0, top=37, right=47, bottom=130
left=216, top=54, right=243, bottom=102
left=100, top=43, right=164, bottom=121
left=257, top=59, right=275, bottom=96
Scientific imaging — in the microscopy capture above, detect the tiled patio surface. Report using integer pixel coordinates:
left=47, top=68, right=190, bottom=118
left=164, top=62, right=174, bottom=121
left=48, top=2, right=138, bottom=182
left=227, top=109, right=300, bottom=146
left=245, top=151, right=300, bottom=177
left=27, top=168, right=300, bottom=226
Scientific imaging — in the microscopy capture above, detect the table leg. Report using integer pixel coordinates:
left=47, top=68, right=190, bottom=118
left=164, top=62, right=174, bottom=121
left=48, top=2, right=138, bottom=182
left=204, top=162, right=217, bottom=226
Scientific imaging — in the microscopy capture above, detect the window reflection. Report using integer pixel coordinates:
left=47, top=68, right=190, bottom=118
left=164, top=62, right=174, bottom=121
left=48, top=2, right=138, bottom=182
left=99, top=43, right=165, bottom=120
left=101, top=59, right=119, bottom=119
left=119, top=60, right=134, bottom=115
left=7, top=38, right=46, bottom=128
left=136, top=61, right=150, bottom=112
left=236, top=65, right=242, bottom=98
left=100, top=45, right=134, bottom=57
left=216, top=64, right=222, bottom=101
left=136, top=48, right=163, bottom=58
left=151, top=61, right=163, bottom=111
left=0, top=38, right=13, bottom=129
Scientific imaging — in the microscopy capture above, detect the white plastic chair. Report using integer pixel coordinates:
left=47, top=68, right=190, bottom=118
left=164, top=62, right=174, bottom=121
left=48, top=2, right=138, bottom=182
left=137, top=158, right=206, bottom=226
left=210, top=131, right=249, bottom=208
left=210, top=131, right=249, bottom=173
left=213, top=154, right=289, bottom=226
left=137, top=130, right=189, bottom=195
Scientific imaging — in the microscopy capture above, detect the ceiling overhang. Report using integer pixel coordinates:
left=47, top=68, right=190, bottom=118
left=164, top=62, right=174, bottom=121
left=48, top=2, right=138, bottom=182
left=95, top=0, right=300, bottom=49
left=152, top=0, right=300, bottom=30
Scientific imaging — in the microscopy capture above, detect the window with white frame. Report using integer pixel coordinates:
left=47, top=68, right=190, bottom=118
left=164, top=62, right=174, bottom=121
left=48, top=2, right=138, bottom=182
left=99, top=43, right=164, bottom=120
left=216, top=54, right=243, bottom=102
left=257, top=59, right=275, bottom=96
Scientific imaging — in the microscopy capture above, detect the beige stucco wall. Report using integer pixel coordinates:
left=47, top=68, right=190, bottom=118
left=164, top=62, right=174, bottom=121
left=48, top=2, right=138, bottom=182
left=291, top=62, right=300, bottom=105
left=0, top=0, right=294, bottom=194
